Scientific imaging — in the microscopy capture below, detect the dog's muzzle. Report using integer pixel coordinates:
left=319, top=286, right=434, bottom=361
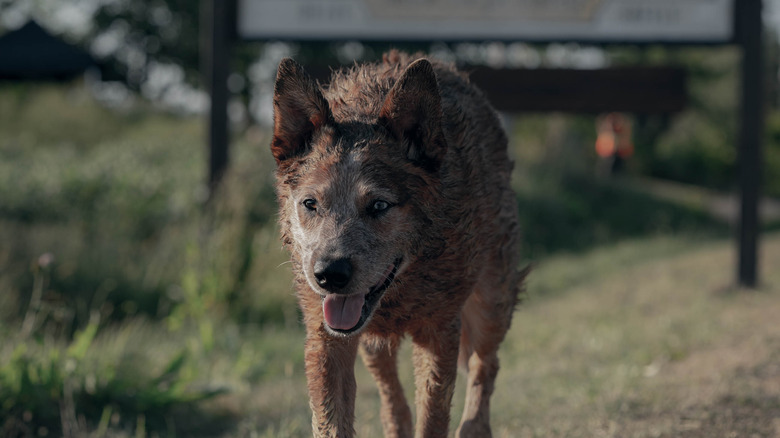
left=322, top=257, right=402, bottom=335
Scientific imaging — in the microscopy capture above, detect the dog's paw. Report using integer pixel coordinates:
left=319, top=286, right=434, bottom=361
left=456, top=420, right=492, bottom=438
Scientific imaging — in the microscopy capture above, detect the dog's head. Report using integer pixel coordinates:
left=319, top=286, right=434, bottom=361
left=270, top=57, right=446, bottom=336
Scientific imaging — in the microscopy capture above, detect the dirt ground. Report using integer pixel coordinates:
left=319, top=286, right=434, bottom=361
left=489, top=233, right=780, bottom=438
left=618, top=321, right=780, bottom=438
left=590, top=266, right=780, bottom=437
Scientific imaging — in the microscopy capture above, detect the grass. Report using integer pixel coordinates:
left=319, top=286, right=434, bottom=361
left=491, top=233, right=780, bottom=437
left=1, top=83, right=779, bottom=437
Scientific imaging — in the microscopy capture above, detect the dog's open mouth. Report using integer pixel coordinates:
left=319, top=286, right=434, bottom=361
left=322, top=257, right=402, bottom=335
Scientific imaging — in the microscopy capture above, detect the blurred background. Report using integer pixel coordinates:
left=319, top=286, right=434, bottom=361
left=2, top=1, right=780, bottom=437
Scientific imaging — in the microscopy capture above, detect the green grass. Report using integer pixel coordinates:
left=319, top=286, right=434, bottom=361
left=0, top=83, right=295, bottom=436
left=2, top=84, right=779, bottom=437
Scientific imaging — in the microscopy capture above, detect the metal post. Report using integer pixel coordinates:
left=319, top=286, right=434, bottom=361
left=737, top=0, right=764, bottom=288
left=206, top=0, right=231, bottom=192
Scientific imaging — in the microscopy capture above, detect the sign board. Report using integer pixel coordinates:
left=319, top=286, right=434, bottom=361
left=238, top=0, right=735, bottom=43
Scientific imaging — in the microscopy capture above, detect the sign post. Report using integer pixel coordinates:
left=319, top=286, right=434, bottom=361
left=206, top=0, right=232, bottom=193
left=736, top=0, right=764, bottom=288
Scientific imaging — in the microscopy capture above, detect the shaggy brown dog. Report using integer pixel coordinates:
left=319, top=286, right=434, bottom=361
left=271, top=51, right=525, bottom=438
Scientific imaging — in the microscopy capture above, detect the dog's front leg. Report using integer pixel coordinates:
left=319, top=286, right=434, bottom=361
left=360, top=338, right=413, bottom=438
left=411, top=318, right=461, bottom=438
left=304, top=326, right=360, bottom=438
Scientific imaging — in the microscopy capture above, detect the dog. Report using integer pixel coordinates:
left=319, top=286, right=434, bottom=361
left=271, top=50, right=525, bottom=438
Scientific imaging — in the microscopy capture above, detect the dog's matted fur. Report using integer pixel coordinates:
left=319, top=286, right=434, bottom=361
left=271, top=50, right=526, bottom=438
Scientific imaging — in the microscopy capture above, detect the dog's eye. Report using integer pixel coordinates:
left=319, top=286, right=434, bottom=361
left=369, top=200, right=391, bottom=215
left=302, top=199, right=317, bottom=211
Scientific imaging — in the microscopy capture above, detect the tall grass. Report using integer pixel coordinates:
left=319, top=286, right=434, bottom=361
left=0, top=83, right=297, bottom=436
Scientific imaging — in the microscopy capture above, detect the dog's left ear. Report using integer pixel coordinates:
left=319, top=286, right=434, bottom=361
left=379, top=59, right=447, bottom=172
left=271, top=58, right=333, bottom=164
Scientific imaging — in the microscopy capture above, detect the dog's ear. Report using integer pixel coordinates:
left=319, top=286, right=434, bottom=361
left=271, top=58, right=332, bottom=164
left=379, top=59, right=447, bottom=172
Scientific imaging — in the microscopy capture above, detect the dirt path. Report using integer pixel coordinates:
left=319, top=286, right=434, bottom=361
left=617, top=301, right=780, bottom=437
left=489, top=233, right=780, bottom=438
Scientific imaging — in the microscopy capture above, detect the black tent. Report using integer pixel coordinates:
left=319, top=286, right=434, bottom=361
left=0, top=20, right=94, bottom=81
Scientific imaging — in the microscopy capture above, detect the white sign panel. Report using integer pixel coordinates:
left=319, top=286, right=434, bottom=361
left=238, top=0, right=735, bottom=43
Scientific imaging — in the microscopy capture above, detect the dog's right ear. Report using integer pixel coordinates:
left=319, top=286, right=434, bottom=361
left=271, top=58, right=332, bottom=164
left=379, top=59, right=446, bottom=172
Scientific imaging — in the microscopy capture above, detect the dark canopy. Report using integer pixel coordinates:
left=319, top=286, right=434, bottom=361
left=0, top=20, right=94, bottom=81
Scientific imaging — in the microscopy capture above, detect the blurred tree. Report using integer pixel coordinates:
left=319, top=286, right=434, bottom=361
left=608, top=46, right=741, bottom=190
left=89, top=0, right=201, bottom=90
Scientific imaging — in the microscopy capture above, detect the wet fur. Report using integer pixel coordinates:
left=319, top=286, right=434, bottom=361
left=271, top=50, right=526, bottom=438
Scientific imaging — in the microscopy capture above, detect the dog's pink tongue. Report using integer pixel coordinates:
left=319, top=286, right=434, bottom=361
left=323, top=293, right=365, bottom=330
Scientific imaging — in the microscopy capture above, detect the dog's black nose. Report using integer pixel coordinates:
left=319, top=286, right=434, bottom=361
left=314, top=258, right=353, bottom=291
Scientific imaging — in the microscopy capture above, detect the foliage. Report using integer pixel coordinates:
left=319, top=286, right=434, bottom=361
left=0, top=322, right=227, bottom=437
left=608, top=46, right=742, bottom=192
left=508, top=113, right=731, bottom=260
left=515, top=174, right=729, bottom=260
left=88, top=0, right=202, bottom=89
left=0, top=85, right=199, bottom=333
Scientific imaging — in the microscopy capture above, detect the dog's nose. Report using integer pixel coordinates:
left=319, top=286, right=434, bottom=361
left=314, top=258, right=353, bottom=291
